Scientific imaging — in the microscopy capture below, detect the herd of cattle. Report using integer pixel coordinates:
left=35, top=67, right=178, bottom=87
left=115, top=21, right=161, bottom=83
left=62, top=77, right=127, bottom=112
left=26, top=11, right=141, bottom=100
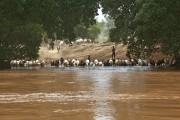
left=10, top=58, right=170, bottom=68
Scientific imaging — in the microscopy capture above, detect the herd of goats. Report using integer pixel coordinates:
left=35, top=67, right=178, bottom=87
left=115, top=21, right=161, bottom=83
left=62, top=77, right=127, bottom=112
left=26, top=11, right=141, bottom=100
left=10, top=57, right=171, bottom=68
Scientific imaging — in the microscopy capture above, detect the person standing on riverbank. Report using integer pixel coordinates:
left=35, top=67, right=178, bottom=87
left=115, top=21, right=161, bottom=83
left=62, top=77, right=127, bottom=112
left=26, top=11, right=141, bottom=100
left=112, top=46, right=116, bottom=65
left=112, top=46, right=116, bottom=59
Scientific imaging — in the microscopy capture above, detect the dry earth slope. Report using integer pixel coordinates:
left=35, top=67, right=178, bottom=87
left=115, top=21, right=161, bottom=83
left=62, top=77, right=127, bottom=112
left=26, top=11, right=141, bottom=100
left=39, top=42, right=172, bottom=63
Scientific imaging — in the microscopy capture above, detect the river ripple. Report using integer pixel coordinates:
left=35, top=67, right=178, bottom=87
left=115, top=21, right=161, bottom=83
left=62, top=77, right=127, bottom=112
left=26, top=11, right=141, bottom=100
left=0, top=67, right=180, bottom=120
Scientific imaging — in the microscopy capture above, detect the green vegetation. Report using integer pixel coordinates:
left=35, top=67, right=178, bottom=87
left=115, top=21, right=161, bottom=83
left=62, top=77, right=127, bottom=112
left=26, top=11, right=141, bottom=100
left=0, top=0, right=100, bottom=65
left=74, top=24, right=101, bottom=41
left=0, top=0, right=180, bottom=69
left=101, top=0, right=180, bottom=62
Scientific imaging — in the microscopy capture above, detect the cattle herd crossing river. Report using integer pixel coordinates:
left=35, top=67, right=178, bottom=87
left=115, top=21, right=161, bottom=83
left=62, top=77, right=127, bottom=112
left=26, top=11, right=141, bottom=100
left=0, top=66, right=180, bottom=120
left=9, top=57, right=171, bottom=68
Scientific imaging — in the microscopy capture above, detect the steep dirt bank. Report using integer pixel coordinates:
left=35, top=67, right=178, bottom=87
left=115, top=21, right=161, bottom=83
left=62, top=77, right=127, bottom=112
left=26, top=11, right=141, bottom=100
left=39, top=42, right=127, bottom=62
left=39, top=42, right=172, bottom=63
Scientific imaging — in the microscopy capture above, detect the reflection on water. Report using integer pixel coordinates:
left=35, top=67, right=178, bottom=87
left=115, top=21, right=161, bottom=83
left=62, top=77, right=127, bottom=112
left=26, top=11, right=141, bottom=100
left=0, top=67, right=180, bottom=120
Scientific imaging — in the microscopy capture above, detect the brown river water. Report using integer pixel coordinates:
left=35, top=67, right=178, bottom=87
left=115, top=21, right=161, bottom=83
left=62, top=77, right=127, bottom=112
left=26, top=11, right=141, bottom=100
left=0, top=66, right=180, bottom=120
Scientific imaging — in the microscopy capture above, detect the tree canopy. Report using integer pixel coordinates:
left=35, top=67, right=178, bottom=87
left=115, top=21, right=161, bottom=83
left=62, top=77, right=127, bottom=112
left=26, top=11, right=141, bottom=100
left=1, top=0, right=180, bottom=69
left=101, top=0, right=180, bottom=59
left=74, top=23, right=101, bottom=41
left=0, top=0, right=100, bottom=62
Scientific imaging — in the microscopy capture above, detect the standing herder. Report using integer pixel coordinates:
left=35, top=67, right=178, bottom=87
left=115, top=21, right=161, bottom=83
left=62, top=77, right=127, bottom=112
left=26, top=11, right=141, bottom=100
left=112, top=46, right=116, bottom=59
left=112, top=46, right=116, bottom=65
left=60, top=57, right=64, bottom=66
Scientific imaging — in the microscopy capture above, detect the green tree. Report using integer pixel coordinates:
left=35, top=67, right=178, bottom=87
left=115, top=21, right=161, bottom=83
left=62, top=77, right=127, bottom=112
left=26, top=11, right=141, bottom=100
left=101, top=0, right=180, bottom=63
left=74, top=24, right=101, bottom=41
left=74, top=24, right=88, bottom=39
left=0, top=0, right=43, bottom=61
left=87, top=24, right=101, bottom=41
left=0, top=23, right=43, bottom=60
left=0, top=0, right=100, bottom=68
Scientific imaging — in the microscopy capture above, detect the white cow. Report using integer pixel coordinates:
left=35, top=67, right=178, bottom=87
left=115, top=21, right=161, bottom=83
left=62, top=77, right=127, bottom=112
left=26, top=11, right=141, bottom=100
left=98, top=61, right=104, bottom=66
left=94, top=59, right=99, bottom=66
left=85, top=59, right=90, bottom=66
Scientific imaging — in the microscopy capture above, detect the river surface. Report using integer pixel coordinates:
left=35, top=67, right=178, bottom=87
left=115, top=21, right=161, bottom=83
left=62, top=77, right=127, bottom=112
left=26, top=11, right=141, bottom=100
left=0, top=67, right=180, bottom=120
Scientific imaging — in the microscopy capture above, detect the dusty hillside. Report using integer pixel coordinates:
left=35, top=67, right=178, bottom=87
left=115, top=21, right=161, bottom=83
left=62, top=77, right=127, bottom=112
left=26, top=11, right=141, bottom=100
left=39, top=42, right=172, bottom=63
left=39, top=42, right=127, bottom=62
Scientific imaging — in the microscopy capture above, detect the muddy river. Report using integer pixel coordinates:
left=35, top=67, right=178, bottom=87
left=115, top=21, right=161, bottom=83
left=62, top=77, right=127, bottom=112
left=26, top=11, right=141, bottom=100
left=0, top=67, right=180, bottom=120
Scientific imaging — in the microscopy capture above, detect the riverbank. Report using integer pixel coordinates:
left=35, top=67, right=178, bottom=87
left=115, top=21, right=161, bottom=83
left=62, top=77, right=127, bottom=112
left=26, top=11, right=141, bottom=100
left=39, top=42, right=127, bottom=62
left=39, top=42, right=172, bottom=63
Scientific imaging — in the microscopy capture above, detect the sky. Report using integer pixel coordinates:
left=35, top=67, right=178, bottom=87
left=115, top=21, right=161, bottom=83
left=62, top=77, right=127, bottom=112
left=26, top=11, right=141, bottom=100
left=95, top=7, right=106, bottom=22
